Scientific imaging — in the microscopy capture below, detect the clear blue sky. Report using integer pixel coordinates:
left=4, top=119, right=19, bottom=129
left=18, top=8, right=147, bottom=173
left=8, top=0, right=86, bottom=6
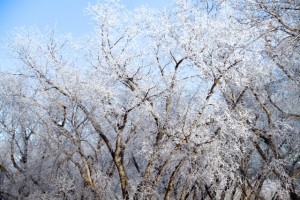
left=0, top=0, right=171, bottom=71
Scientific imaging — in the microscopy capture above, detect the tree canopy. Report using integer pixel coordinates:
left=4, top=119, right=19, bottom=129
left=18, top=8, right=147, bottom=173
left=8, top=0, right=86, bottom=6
left=0, top=0, right=299, bottom=199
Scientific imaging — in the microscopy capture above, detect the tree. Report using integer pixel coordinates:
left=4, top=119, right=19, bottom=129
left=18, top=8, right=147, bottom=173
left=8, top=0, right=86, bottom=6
left=0, top=0, right=299, bottom=199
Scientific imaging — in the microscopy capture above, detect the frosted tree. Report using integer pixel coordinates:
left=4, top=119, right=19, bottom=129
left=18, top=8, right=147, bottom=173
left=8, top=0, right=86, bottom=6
left=0, top=0, right=299, bottom=199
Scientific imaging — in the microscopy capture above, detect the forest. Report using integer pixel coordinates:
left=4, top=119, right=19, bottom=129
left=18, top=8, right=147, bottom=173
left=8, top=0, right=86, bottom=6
left=0, top=0, right=299, bottom=199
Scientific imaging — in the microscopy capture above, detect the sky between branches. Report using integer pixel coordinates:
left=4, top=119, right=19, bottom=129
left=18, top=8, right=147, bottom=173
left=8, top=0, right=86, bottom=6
left=0, top=0, right=171, bottom=71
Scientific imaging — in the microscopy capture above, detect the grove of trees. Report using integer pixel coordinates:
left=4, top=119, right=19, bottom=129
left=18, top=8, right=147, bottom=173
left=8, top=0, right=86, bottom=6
left=0, top=0, right=299, bottom=199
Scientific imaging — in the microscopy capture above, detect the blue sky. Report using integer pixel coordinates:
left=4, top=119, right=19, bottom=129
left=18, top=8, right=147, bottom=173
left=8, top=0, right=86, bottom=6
left=0, top=0, right=171, bottom=38
left=0, top=0, right=171, bottom=71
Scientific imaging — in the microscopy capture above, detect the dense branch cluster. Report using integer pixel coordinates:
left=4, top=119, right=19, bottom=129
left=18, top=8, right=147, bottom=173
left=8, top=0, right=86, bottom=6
left=0, top=0, right=299, bottom=199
